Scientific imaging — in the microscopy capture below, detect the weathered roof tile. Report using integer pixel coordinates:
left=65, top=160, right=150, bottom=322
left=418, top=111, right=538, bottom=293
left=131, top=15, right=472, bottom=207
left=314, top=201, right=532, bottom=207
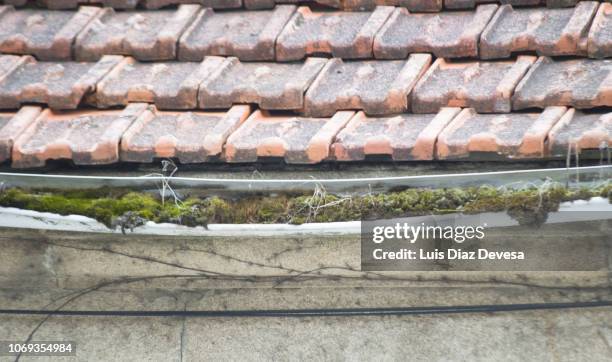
left=178, top=6, right=295, bottom=61
left=0, top=6, right=100, bottom=60
left=0, top=55, right=23, bottom=78
left=512, top=57, right=611, bottom=110
left=304, top=54, right=431, bottom=117
left=120, top=105, right=251, bottom=163
left=374, top=5, right=497, bottom=59
left=142, top=0, right=242, bottom=9
left=437, top=107, right=567, bottom=159
left=11, top=103, right=147, bottom=168
left=548, top=108, right=611, bottom=156
left=225, top=109, right=354, bottom=163
left=412, top=56, right=536, bottom=113
left=588, top=3, right=612, bottom=59
left=198, top=57, right=327, bottom=110
left=35, top=0, right=139, bottom=9
left=480, top=2, right=599, bottom=59
left=74, top=5, right=200, bottom=61
left=0, top=106, right=41, bottom=163
left=275, top=6, right=394, bottom=61
left=95, top=57, right=224, bottom=109
left=0, top=55, right=122, bottom=110
left=332, top=108, right=460, bottom=161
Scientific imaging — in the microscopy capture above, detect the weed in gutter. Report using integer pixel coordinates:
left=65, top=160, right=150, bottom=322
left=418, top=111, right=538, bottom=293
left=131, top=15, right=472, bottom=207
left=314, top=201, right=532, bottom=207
left=0, top=181, right=609, bottom=231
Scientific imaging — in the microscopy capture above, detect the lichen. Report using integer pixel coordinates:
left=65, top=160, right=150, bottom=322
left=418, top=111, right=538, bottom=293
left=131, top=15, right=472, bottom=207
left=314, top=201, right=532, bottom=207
left=0, top=182, right=609, bottom=230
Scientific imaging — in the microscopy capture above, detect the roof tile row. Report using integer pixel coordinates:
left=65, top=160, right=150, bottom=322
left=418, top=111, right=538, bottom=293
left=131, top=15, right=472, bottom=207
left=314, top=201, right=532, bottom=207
left=3, top=0, right=598, bottom=10
left=0, top=54, right=609, bottom=114
left=0, top=104, right=609, bottom=167
left=1, top=3, right=610, bottom=61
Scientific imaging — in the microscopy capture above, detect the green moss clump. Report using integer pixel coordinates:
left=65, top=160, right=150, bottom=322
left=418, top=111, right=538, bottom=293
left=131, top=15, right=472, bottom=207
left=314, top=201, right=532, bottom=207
left=0, top=182, right=608, bottom=228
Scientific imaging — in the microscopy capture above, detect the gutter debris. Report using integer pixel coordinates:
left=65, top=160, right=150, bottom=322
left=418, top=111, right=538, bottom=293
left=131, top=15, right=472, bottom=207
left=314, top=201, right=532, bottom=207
left=0, top=182, right=609, bottom=233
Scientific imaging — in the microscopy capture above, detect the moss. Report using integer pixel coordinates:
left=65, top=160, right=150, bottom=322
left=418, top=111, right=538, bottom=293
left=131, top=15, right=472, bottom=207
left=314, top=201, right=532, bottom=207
left=0, top=182, right=608, bottom=228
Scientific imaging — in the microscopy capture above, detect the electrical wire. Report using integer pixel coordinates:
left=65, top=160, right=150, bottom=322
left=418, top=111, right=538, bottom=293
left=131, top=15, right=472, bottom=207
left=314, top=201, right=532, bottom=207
left=0, top=301, right=610, bottom=318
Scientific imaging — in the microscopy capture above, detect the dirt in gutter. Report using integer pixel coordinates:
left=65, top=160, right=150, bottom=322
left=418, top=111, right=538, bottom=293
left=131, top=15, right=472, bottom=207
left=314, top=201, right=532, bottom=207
left=0, top=182, right=610, bottom=233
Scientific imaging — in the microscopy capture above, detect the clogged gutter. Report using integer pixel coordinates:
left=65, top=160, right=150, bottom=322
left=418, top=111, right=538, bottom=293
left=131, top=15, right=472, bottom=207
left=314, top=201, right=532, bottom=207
left=0, top=183, right=610, bottom=232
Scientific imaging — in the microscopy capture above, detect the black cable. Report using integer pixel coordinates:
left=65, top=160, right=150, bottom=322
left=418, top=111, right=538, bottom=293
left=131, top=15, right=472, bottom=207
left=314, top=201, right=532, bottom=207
left=0, top=301, right=610, bottom=318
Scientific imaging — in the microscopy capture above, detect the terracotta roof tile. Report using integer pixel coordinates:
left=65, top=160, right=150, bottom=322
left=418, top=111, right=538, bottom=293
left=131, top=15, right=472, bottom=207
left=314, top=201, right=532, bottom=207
left=11, top=103, right=147, bottom=168
left=480, top=2, right=599, bottom=59
left=548, top=108, right=611, bottom=156
left=0, top=106, right=41, bottom=163
left=142, top=0, right=242, bottom=9
left=588, top=3, right=612, bottom=59
left=95, top=57, right=224, bottom=109
left=374, top=5, right=497, bottom=59
left=225, top=109, right=354, bottom=163
left=275, top=6, right=394, bottom=61
left=437, top=106, right=567, bottom=159
left=332, top=108, right=460, bottom=161
left=512, top=57, right=611, bottom=110
left=412, top=56, right=536, bottom=114
left=0, top=55, right=122, bottom=110
left=74, top=5, right=200, bottom=61
left=198, top=57, right=327, bottom=110
left=178, top=6, right=295, bottom=61
left=0, top=6, right=100, bottom=60
left=120, top=105, right=251, bottom=163
left=303, top=54, right=431, bottom=117
left=35, top=0, right=139, bottom=9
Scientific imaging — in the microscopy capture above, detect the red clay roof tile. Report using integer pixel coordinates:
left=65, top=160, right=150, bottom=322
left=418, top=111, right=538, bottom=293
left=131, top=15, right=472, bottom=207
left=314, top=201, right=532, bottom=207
left=11, top=103, right=147, bottom=168
left=548, top=108, right=611, bottom=156
left=588, top=3, right=612, bottom=58
left=198, top=57, right=327, bottom=110
left=225, top=109, right=354, bottom=163
left=437, top=106, right=567, bottom=159
left=412, top=56, right=536, bottom=114
left=95, top=57, right=224, bottom=109
left=374, top=5, right=497, bottom=59
left=303, top=54, right=431, bottom=117
left=332, top=107, right=460, bottom=161
left=120, top=105, right=251, bottom=163
left=0, top=5, right=100, bottom=60
left=0, top=106, right=41, bottom=163
left=0, top=55, right=122, bottom=110
left=74, top=5, right=200, bottom=61
left=480, top=2, right=599, bottom=59
left=178, top=5, right=295, bottom=61
left=512, top=57, right=611, bottom=110
left=275, top=6, right=393, bottom=61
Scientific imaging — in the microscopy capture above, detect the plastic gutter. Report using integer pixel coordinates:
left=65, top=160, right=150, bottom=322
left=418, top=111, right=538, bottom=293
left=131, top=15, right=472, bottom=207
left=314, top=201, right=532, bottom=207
left=0, top=165, right=610, bottom=193
left=0, top=197, right=609, bottom=237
